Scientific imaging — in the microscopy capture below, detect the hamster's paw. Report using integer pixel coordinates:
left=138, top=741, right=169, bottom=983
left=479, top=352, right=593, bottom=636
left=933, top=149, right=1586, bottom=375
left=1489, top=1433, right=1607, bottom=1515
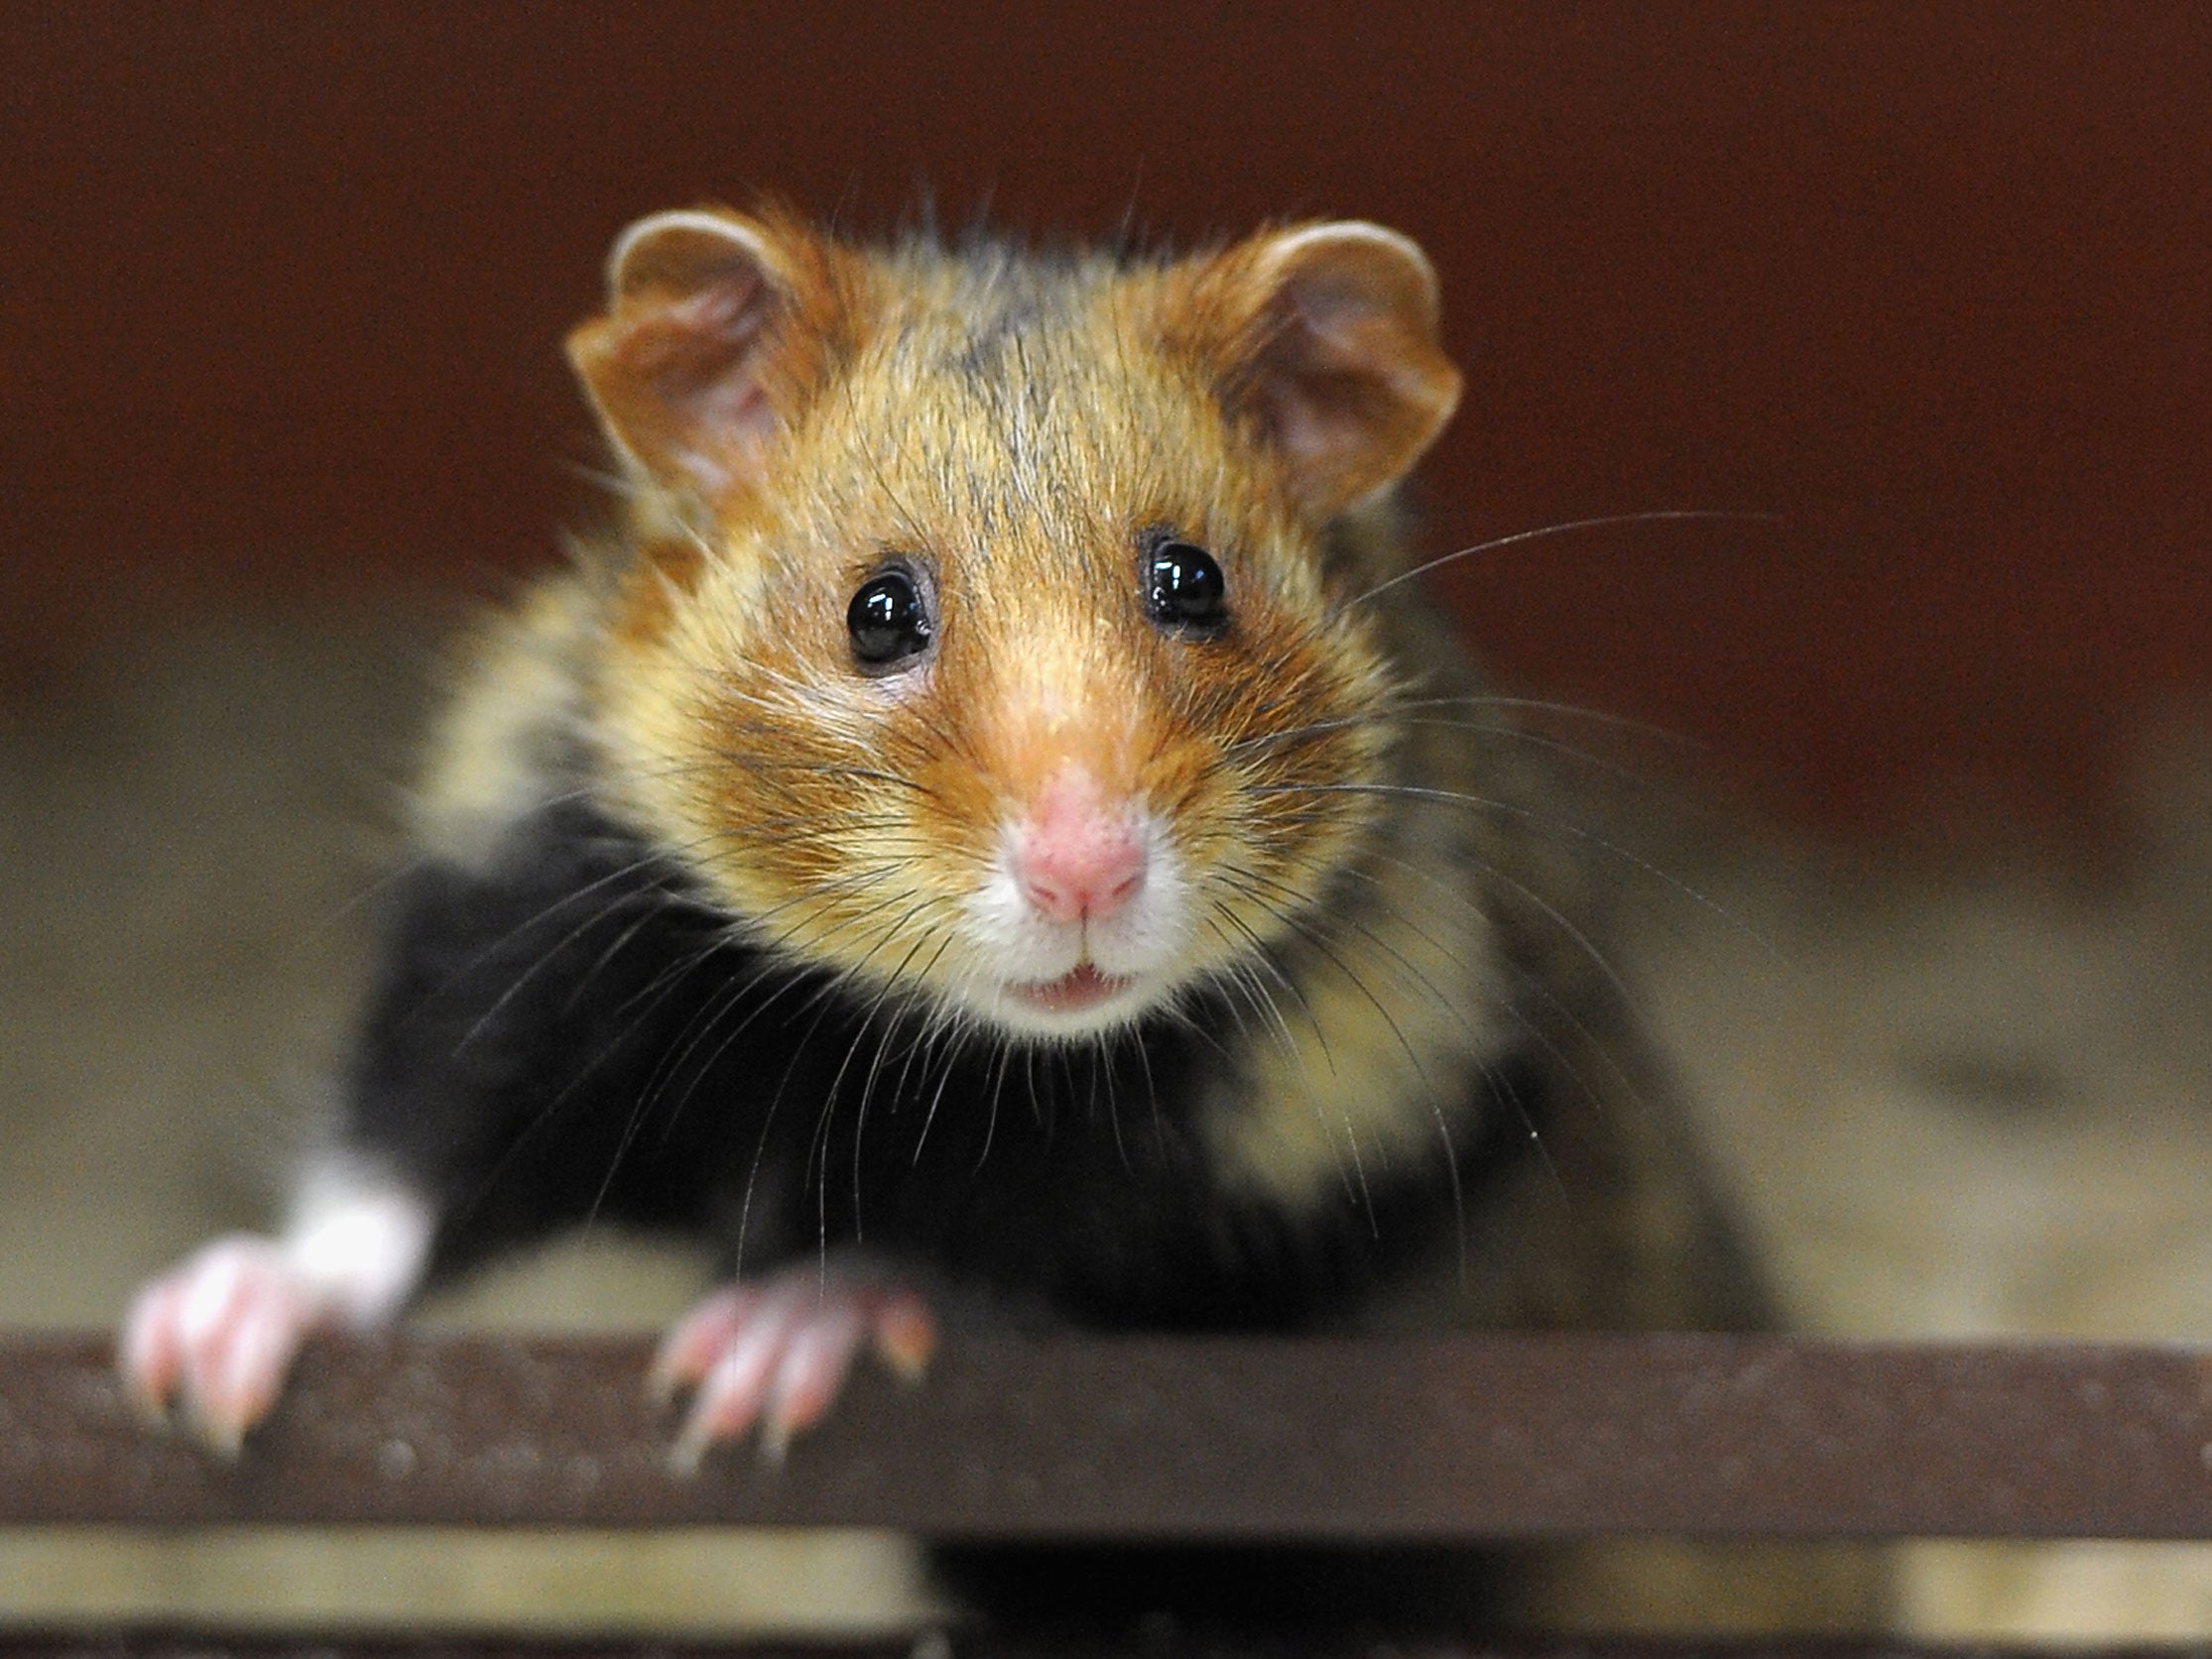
left=650, top=1264, right=936, bottom=1472
left=119, top=1236, right=333, bottom=1456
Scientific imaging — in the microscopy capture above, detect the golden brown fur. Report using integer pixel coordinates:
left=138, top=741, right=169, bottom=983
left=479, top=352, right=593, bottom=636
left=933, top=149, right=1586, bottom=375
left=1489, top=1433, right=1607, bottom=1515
left=410, top=205, right=1767, bottom=1331
left=577, top=223, right=1408, bottom=1014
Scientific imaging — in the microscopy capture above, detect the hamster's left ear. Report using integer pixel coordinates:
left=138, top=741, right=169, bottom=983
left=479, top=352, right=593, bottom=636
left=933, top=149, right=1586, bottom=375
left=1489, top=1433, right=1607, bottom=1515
left=1172, top=222, right=1463, bottom=518
left=566, top=207, right=850, bottom=505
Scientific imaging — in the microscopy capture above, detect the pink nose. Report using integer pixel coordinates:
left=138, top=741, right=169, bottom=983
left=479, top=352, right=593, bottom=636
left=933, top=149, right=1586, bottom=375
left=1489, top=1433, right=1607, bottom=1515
left=1014, top=772, right=1147, bottom=923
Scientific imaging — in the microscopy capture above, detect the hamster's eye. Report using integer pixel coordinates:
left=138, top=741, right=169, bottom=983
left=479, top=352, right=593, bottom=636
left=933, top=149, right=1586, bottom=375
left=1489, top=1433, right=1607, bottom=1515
left=847, top=569, right=932, bottom=667
left=1143, top=539, right=1228, bottom=638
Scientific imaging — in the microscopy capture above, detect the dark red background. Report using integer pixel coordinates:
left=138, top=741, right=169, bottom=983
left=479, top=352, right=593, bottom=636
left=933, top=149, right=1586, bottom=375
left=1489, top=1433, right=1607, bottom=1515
left=6, top=5, right=2206, bottom=843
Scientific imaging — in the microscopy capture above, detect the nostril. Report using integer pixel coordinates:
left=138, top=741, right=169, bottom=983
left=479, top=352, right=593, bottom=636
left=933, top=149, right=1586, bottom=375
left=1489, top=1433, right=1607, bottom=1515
left=1020, top=870, right=1073, bottom=924
left=1098, top=862, right=1145, bottom=914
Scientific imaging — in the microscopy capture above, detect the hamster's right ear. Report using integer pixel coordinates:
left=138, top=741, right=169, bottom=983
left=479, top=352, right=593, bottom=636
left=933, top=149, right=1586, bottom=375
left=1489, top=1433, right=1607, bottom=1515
left=566, top=208, right=849, bottom=505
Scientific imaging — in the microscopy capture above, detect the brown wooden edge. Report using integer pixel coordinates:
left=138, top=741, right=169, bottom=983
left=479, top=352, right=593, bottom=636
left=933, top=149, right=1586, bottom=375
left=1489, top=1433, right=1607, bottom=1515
left=0, top=1638, right=2181, bottom=1659
left=2, top=1333, right=2210, bottom=1539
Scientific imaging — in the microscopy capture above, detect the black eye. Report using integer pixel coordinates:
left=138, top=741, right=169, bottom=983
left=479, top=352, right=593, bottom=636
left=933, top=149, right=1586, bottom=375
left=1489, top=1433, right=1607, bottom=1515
left=846, top=568, right=932, bottom=667
left=1143, top=538, right=1228, bottom=637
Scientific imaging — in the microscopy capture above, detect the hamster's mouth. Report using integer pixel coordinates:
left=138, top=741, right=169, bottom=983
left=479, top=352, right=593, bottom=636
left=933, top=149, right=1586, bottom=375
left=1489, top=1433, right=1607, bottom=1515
left=1007, top=962, right=1131, bottom=1013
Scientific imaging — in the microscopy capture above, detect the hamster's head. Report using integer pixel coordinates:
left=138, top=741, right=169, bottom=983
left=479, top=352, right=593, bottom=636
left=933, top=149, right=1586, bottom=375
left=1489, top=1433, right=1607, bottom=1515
left=568, top=205, right=1461, bottom=1042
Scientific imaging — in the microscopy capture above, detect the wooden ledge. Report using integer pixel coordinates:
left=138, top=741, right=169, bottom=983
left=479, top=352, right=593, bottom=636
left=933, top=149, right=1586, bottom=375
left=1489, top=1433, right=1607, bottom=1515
left=1, top=1334, right=2209, bottom=1539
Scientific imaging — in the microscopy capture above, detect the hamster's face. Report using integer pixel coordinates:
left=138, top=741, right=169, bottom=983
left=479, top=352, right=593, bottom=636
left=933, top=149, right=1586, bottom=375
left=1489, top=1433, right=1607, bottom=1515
left=577, top=214, right=1459, bottom=1042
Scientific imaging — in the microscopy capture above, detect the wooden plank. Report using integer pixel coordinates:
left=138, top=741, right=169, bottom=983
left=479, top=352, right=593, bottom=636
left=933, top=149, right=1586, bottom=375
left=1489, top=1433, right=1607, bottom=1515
left=2, top=1334, right=2210, bottom=1539
left=0, top=1638, right=2197, bottom=1659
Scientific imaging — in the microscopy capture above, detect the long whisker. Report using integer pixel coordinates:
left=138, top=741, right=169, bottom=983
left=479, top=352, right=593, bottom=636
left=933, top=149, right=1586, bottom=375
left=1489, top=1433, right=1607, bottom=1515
left=1346, top=510, right=1778, bottom=611
left=1247, top=779, right=1773, bottom=958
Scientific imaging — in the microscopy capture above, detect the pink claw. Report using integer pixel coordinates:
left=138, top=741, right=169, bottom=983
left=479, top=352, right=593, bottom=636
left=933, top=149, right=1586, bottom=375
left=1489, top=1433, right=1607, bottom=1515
left=118, top=1237, right=332, bottom=1456
left=647, top=1283, right=766, bottom=1404
left=651, top=1265, right=936, bottom=1472
left=119, top=1274, right=191, bottom=1426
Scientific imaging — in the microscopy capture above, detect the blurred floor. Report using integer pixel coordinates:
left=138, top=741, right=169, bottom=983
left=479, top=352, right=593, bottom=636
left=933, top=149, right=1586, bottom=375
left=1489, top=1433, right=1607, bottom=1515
left=1633, top=709, right=2212, bottom=1638
left=2, top=605, right=2208, bottom=1635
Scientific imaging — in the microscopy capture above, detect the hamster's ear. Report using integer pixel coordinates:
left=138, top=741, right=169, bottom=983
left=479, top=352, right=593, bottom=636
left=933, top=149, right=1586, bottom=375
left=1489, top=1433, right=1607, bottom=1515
left=1173, top=222, right=1462, bottom=518
left=566, top=208, right=846, bottom=504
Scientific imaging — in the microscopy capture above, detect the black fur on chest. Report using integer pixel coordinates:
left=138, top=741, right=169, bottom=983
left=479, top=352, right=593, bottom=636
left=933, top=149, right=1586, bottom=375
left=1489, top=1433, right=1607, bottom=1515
left=342, top=801, right=1537, bottom=1329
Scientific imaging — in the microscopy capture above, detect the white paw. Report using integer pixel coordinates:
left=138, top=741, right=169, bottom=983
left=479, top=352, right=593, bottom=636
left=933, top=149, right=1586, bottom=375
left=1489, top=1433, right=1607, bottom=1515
left=119, top=1235, right=336, bottom=1455
left=649, top=1264, right=936, bottom=1472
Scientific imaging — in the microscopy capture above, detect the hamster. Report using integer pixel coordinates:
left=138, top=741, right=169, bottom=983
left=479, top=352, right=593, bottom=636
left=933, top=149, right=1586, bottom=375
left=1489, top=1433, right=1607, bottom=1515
left=120, top=204, right=1765, bottom=1477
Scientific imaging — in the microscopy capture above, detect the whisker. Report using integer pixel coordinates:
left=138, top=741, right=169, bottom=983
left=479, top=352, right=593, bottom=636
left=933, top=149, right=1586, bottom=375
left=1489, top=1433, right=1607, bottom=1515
left=1247, top=779, right=1776, bottom=961
left=1347, top=510, right=1778, bottom=611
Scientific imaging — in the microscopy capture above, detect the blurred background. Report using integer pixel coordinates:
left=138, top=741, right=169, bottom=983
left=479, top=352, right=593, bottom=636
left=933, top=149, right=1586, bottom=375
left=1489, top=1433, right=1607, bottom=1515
left=2, top=2, right=2209, bottom=1638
